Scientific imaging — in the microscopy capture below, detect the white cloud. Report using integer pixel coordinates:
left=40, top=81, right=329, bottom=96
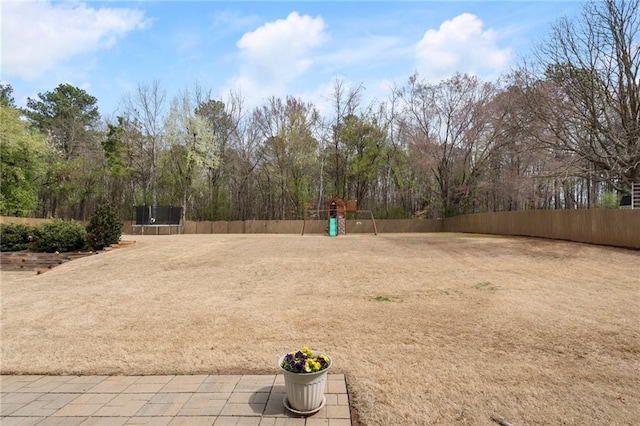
left=231, top=12, right=327, bottom=104
left=415, top=13, right=511, bottom=82
left=1, top=1, right=149, bottom=80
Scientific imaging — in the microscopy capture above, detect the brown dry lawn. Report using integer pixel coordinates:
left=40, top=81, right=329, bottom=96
left=1, top=233, right=638, bottom=425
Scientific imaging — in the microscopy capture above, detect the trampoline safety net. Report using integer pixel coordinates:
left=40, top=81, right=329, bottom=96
left=135, top=206, right=182, bottom=225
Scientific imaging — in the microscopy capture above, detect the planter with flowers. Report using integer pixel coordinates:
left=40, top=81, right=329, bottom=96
left=279, top=347, right=332, bottom=414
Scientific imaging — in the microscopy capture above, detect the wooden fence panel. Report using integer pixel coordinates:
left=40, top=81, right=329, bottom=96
left=7, top=210, right=637, bottom=249
left=443, top=210, right=639, bottom=249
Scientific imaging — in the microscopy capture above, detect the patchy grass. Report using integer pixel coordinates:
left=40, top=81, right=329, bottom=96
left=474, top=281, right=498, bottom=291
left=370, top=295, right=401, bottom=302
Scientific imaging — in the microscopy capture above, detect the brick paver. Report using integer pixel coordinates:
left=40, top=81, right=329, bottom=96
left=0, top=375, right=352, bottom=426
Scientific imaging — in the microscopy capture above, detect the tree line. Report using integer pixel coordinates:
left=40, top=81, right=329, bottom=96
left=1, top=0, right=638, bottom=221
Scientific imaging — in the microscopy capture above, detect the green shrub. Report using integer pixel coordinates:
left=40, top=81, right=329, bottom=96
left=33, top=219, right=87, bottom=253
left=0, top=223, right=35, bottom=251
left=86, top=203, right=123, bottom=250
left=599, top=191, right=621, bottom=209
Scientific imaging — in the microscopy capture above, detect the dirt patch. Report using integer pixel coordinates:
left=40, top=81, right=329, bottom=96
left=1, top=233, right=638, bottom=425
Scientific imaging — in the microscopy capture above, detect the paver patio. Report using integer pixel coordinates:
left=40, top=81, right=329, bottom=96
left=0, top=374, right=352, bottom=425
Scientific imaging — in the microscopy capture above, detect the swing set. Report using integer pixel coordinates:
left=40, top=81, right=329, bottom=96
left=300, top=195, right=378, bottom=236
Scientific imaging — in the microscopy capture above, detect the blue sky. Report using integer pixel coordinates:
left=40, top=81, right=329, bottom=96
left=1, top=1, right=585, bottom=118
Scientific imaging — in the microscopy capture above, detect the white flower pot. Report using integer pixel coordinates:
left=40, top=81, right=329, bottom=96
left=279, top=352, right=332, bottom=413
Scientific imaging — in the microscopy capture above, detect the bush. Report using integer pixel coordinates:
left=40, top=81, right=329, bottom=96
left=0, top=223, right=35, bottom=251
left=33, top=219, right=87, bottom=253
left=86, top=203, right=123, bottom=250
left=599, top=191, right=621, bottom=209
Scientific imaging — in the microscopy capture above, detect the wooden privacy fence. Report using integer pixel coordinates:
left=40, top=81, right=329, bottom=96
left=3, top=209, right=638, bottom=249
left=442, top=209, right=639, bottom=249
left=124, top=219, right=442, bottom=236
left=119, top=210, right=639, bottom=249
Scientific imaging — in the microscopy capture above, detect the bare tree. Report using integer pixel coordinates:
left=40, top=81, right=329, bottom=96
left=225, top=91, right=264, bottom=220
left=326, top=78, right=364, bottom=197
left=252, top=96, right=320, bottom=219
left=119, top=81, right=167, bottom=206
left=401, top=73, right=506, bottom=217
left=529, top=0, right=640, bottom=192
left=496, top=71, right=601, bottom=210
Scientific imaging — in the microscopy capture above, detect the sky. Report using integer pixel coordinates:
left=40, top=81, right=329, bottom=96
left=1, top=1, right=585, bottom=119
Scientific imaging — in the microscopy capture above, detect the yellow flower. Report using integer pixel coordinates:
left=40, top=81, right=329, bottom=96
left=304, top=359, right=322, bottom=372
